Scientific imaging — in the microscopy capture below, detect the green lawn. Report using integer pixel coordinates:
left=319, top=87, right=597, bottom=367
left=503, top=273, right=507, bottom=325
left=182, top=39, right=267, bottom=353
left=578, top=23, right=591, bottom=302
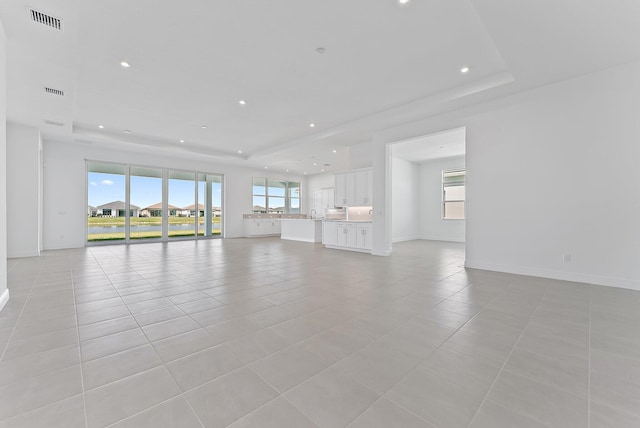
left=87, top=216, right=221, bottom=241
left=88, top=217, right=221, bottom=226
left=89, top=230, right=221, bottom=241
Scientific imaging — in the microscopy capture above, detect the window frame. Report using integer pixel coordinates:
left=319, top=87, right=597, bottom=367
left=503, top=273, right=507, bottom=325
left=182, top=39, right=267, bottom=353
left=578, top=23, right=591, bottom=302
left=442, top=169, right=466, bottom=220
left=86, top=160, right=224, bottom=245
left=252, top=177, right=301, bottom=214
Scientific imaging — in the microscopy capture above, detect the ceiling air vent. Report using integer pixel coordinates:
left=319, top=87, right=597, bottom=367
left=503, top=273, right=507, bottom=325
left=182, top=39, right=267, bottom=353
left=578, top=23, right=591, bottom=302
left=44, top=119, right=64, bottom=127
left=45, top=87, right=64, bottom=96
left=29, top=8, right=62, bottom=30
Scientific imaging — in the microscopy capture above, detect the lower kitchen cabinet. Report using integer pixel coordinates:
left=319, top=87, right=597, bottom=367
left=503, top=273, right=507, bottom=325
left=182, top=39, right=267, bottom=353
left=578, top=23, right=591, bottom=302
left=356, top=224, right=372, bottom=250
left=322, top=221, right=372, bottom=253
left=244, top=218, right=281, bottom=237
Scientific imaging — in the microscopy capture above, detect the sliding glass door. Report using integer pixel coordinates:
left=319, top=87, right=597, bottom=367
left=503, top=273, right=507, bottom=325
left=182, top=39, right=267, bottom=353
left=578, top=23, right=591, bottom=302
left=87, top=161, right=223, bottom=244
left=198, top=173, right=223, bottom=237
left=130, top=167, right=163, bottom=240
left=87, top=163, right=126, bottom=242
left=168, top=171, right=196, bottom=239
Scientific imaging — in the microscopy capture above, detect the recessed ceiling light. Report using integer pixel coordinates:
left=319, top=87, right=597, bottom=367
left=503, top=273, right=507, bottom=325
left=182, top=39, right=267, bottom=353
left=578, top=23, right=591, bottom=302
left=313, top=162, right=317, bottom=166
left=180, top=139, right=185, bottom=143
left=239, top=100, right=246, bottom=105
left=264, top=166, right=268, bottom=169
left=201, top=125, right=207, bottom=129
left=398, top=0, right=411, bottom=5
left=460, top=66, right=470, bottom=74
left=124, top=130, right=132, bottom=134
left=332, top=149, right=337, bottom=153
left=286, top=169, right=289, bottom=172
left=238, top=150, right=243, bottom=154
left=304, top=172, right=307, bottom=175
left=120, top=61, right=131, bottom=68
left=321, top=169, right=325, bottom=172
left=309, top=123, right=315, bottom=128
left=98, top=125, right=104, bottom=129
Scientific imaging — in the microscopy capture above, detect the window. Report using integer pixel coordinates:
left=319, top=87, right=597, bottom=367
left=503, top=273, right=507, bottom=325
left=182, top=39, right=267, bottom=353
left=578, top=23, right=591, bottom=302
left=252, top=178, right=301, bottom=213
left=443, top=169, right=465, bottom=220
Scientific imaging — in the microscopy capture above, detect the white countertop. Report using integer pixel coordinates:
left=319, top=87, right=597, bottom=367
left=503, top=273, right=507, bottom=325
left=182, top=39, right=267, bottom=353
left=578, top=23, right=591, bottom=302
left=280, top=218, right=322, bottom=221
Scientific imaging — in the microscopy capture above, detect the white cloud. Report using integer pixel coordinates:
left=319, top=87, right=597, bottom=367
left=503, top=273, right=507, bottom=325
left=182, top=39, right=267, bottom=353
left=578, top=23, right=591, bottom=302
left=101, top=179, right=114, bottom=186
left=90, top=181, right=97, bottom=186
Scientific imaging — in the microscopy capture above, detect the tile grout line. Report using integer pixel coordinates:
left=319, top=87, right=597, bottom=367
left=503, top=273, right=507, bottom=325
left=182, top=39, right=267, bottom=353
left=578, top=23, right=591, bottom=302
left=0, top=258, right=83, bottom=425
left=587, top=284, right=592, bottom=428
left=70, top=252, right=91, bottom=428
left=2, top=240, right=479, bottom=426
left=364, top=282, right=503, bottom=428
left=465, top=284, right=548, bottom=428
left=235, top=268, right=478, bottom=428
left=0, top=262, right=39, bottom=362
left=331, top=266, right=477, bottom=427
left=89, top=247, right=208, bottom=428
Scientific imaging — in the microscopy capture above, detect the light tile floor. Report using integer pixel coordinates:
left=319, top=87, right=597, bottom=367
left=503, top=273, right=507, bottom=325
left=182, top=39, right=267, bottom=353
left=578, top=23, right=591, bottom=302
left=1, top=238, right=639, bottom=427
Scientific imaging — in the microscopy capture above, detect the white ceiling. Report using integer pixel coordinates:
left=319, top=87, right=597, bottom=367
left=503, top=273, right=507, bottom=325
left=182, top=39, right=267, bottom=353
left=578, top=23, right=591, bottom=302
left=392, top=127, right=465, bottom=163
left=1, top=0, right=640, bottom=175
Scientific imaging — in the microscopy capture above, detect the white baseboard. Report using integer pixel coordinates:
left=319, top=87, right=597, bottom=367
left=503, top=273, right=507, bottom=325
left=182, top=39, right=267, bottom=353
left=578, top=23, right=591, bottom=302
left=8, top=249, right=40, bottom=258
left=371, top=248, right=392, bottom=256
left=392, top=235, right=421, bottom=243
left=420, top=235, right=465, bottom=243
left=325, top=245, right=372, bottom=254
left=465, top=259, right=640, bottom=291
left=0, top=289, right=9, bottom=313
left=44, top=242, right=84, bottom=251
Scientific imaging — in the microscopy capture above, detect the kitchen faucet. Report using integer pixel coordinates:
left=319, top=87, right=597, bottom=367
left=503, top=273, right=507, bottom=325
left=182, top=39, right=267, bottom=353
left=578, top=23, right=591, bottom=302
left=309, top=209, right=317, bottom=219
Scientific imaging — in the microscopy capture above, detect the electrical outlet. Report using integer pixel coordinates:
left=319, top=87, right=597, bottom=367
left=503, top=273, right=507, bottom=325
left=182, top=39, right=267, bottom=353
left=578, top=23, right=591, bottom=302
left=562, top=253, right=572, bottom=263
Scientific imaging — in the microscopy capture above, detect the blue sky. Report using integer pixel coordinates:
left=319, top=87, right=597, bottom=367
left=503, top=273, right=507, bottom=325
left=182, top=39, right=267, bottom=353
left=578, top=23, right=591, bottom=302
left=88, top=172, right=222, bottom=208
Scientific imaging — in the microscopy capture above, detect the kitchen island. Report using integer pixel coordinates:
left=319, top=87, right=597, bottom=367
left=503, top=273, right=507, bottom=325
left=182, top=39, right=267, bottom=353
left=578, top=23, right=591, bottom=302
left=280, top=219, right=323, bottom=243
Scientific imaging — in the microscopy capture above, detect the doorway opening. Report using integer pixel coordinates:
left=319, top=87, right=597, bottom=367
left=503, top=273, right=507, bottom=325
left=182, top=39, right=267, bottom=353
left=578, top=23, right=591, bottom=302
left=388, top=126, right=466, bottom=253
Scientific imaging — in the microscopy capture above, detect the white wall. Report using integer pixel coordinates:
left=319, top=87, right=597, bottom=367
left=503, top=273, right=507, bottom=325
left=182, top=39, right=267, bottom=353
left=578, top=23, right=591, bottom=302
left=419, top=156, right=465, bottom=242
left=374, top=59, right=640, bottom=290
left=0, top=20, right=8, bottom=311
left=391, top=156, right=420, bottom=242
left=7, top=122, right=41, bottom=257
left=349, top=141, right=373, bottom=170
left=42, top=140, right=304, bottom=250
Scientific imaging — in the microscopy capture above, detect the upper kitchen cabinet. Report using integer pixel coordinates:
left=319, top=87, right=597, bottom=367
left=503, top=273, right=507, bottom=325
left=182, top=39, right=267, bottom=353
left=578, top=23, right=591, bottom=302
left=355, top=170, right=372, bottom=205
left=334, top=168, right=372, bottom=207
left=335, top=174, right=347, bottom=207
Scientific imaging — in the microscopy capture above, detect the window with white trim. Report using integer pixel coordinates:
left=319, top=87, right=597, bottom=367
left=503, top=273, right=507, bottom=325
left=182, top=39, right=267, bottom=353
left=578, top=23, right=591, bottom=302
left=443, top=169, right=465, bottom=219
left=252, top=178, right=300, bottom=213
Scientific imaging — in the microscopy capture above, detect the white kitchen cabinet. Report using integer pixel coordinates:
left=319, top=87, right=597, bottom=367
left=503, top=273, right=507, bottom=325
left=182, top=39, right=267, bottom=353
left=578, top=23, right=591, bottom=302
left=356, top=223, right=372, bottom=250
left=345, top=174, right=357, bottom=206
left=266, top=218, right=280, bottom=234
left=322, top=221, right=338, bottom=245
left=334, top=169, right=372, bottom=207
left=244, top=219, right=259, bottom=236
left=355, top=170, right=372, bottom=205
left=335, top=174, right=348, bottom=207
left=244, top=217, right=281, bottom=237
left=336, top=223, right=357, bottom=247
left=323, top=221, right=372, bottom=253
